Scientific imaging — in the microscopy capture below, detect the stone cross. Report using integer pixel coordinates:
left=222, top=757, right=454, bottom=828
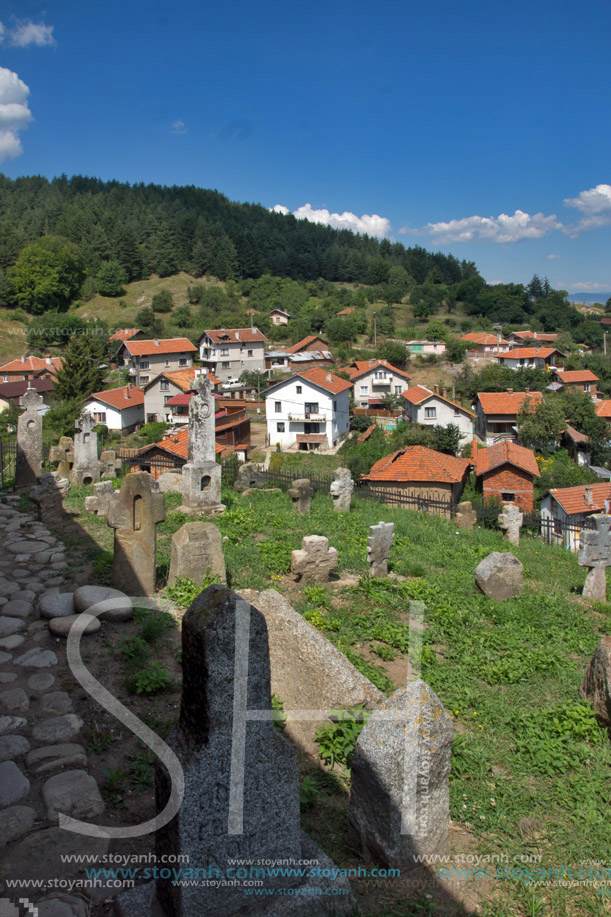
left=113, top=586, right=354, bottom=916
left=99, top=449, right=122, bottom=479
left=234, top=462, right=266, bottom=493
left=29, top=472, right=70, bottom=523
left=578, top=514, right=611, bottom=602
left=291, top=535, right=338, bottom=583
left=180, top=375, right=224, bottom=515
left=72, top=412, right=101, bottom=485
left=455, top=501, right=477, bottom=530
left=84, top=480, right=115, bottom=518
left=330, top=467, right=354, bottom=513
left=498, top=503, right=523, bottom=546
left=168, top=522, right=226, bottom=586
left=107, top=472, right=166, bottom=596
left=288, top=478, right=314, bottom=514
left=15, top=386, right=43, bottom=488
left=349, top=680, right=453, bottom=867
left=367, top=521, right=395, bottom=577
left=49, top=436, right=74, bottom=479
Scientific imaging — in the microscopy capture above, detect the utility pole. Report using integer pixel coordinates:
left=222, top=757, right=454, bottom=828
left=373, top=312, right=377, bottom=347
left=605, top=331, right=608, bottom=356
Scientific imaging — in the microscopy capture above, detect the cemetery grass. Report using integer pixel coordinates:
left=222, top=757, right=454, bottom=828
left=59, top=481, right=611, bottom=917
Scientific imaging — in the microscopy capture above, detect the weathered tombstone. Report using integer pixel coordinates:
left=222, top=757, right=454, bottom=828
left=234, top=462, right=266, bottom=493
left=29, top=472, right=70, bottom=523
left=84, top=480, right=115, bottom=518
left=455, top=501, right=477, bottom=530
left=99, top=449, right=122, bottom=479
left=168, top=522, right=226, bottom=586
left=49, top=436, right=74, bottom=479
left=288, top=478, right=314, bottom=514
left=107, top=472, right=166, bottom=595
left=367, top=521, right=395, bottom=577
left=72, top=413, right=101, bottom=485
left=498, top=503, right=523, bottom=546
left=15, top=386, right=43, bottom=488
left=291, top=535, right=338, bottom=583
left=180, top=375, right=224, bottom=516
left=578, top=514, right=611, bottom=602
left=330, top=467, right=354, bottom=513
left=349, top=680, right=453, bottom=868
left=113, top=585, right=354, bottom=916
left=580, top=636, right=611, bottom=726
left=475, top=552, right=523, bottom=600
left=158, top=471, right=183, bottom=494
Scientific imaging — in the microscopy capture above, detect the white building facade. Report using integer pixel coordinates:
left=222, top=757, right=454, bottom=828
left=402, top=385, right=474, bottom=446
left=198, top=328, right=268, bottom=382
left=264, top=370, right=351, bottom=451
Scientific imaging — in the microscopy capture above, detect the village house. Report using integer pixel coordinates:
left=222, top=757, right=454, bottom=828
left=269, top=309, right=291, bottom=325
left=540, top=483, right=611, bottom=551
left=264, top=367, right=351, bottom=451
left=335, top=307, right=355, bottom=317
left=118, top=338, right=197, bottom=385
left=142, top=368, right=221, bottom=424
left=475, top=390, right=544, bottom=445
left=506, top=330, right=559, bottom=346
left=473, top=440, right=540, bottom=513
left=552, top=369, right=599, bottom=398
left=0, top=355, right=63, bottom=383
left=461, top=333, right=510, bottom=357
left=82, top=384, right=145, bottom=433
left=128, top=427, right=226, bottom=479
left=595, top=400, right=611, bottom=422
left=361, top=445, right=471, bottom=515
left=561, top=425, right=592, bottom=467
left=341, top=359, right=411, bottom=409
left=0, top=377, right=54, bottom=415
left=402, top=384, right=474, bottom=446
left=404, top=340, right=447, bottom=357
left=198, top=328, right=268, bottom=382
left=109, top=328, right=141, bottom=344
left=495, top=346, right=565, bottom=372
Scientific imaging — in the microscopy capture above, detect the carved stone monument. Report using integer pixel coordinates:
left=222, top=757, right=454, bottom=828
left=288, top=478, right=314, bottom=514
left=234, top=462, right=266, bottom=493
left=367, top=521, right=395, bottom=577
left=84, top=480, right=115, bottom=518
left=330, top=467, right=354, bottom=513
left=72, top=412, right=102, bottom=485
left=15, top=386, right=43, bottom=488
left=578, top=514, right=611, bottom=602
left=455, top=501, right=477, bottom=530
left=99, top=449, right=122, bottom=479
left=168, top=522, right=226, bottom=586
left=179, top=375, right=224, bottom=516
left=113, top=585, right=354, bottom=916
left=29, top=472, right=70, bottom=523
left=291, top=535, right=338, bottom=583
left=49, top=436, right=74, bottom=479
left=498, top=503, right=523, bottom=546
left=107, top=472, right=166, bottom=595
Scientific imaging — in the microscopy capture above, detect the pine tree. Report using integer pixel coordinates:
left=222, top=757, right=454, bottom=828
left=54, top=333, right=107, bottom=401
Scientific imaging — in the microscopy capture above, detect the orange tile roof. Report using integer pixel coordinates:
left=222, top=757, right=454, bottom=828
left=512, top=331, right=558, bottom=342
left=343, top=360, right=411, bottom=382
left=109, top=328, right=140, bottom=342
left=595, top=400, right=611, bottom=418
left=478, top=391, right=544, bottom=415
left=555, top=370, right=599, bottom=383
left=475, top=441, right=540, bottom=478
left=124, top=338, right=197, bottom=356
left=286, top=335, right=330, bottom=354
left=363, top=446, right=470, bottom=484
left=202, top=328, right=268, bottom=345
left=0, top=355, right=63, bottom=374
left=136, top=426, right=224, bottom=460
left=336, top=307, right=354, bottom=315
left=549, top=483, right=611, bottom=515
left=89, top=385, right=145, bottom=409
left=497, top=347, right=562, bottom=359
left=402, top=385, right=475, bottom=416
left=461, top=333, right=509, bottom=346
left=153, top=368, right=220, bottom=390
left=293, top=367, right=353, bottom=394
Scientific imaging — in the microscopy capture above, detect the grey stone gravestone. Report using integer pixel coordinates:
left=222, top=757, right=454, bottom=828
left=72, top=413, right=102, bottom=485
left=580, top=636, right=611, bottom=726
left=455, top=501, right=477, bottom=530
left=475, top=552, right=523, bottom=600
left=180, top=375, right=224, bottom=516
left=330, top=467, right=354, bottom=513
left=168, top=522, right=226, bottom=586
left=99, top=449, right=122, bottom=479
left=29, top=472, right=70, bottom=524
left=288, top=479, right=314, bottom=514
left=367, top=521, right=395, bottom=577
left=578, top=514, right=611, bottom=602
left=84, top=480, right=115, bottom=518
left=49, top=436, right=74, bottom=479
left=107, top=472, right=166, bottom=595
left=15, top=386, right=43, bottom=488
left=234, top=462, right=266, bottom=493
left=498, top=503, right=523, bottom=546
left=291, top=535, right=338, bottom=583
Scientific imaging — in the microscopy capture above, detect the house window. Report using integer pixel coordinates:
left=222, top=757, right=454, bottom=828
left=179, top=359, right=188, bottom=367
left=2, top=375, right=7, bottom=382
left=93, top=412, right=106, bottom=424
left=276, top=422, right=285, bottom=432
left=140, top=360, right=149, bottom=369
left=333, top=401, right=337, bottom=410
left=275, top=401, right=281, bottom=413
left=501, top=492, right=515, bottom=502
left=394, top=385, right=402, bottom=394
left=221, top=362, right=230, bottom=369
left=248, top=350, right=253, bottom=357
left=165, top=359, right=170, bottom=367
left=424, top=407, right=436, bottom=419
left=360, top=385, right=368, bottom=394
left=584, top=383, right=590, bottom=392
left=140, top=376, right=149, bottom=384
left=296, top=385, right=302, bottom=394
left=160, top=380, right=169, bottom=391
left=163, top=395, right=172, bottom=404
left=305, top=402, right=319, bottom=415
left=220, top=348, right=229, bottom=356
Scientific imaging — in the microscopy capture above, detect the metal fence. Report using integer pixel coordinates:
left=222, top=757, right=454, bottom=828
left=0, top=438, right=17, bottom=490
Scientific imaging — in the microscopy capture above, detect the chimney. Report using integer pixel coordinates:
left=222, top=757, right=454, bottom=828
left=125, top=384, right=131, bottom=400
left=21, top=355, right=25, bottom=363
left=326, top=371, right=332, bottom=382
left=525, top=386, right=530, bottom=393
left=585, top=486, right=593, bottom=507
left=507, top=389, right=514, bottom=395
left=154, top=339, right=159, bottom=346
left=46, top=355, right=52, bottom=365
left=236, top=332, right=240, bottom=341
left=369, top=359, right=375, bottom=367
left=434, top=384, right=439, bottom=395
left=443, top=388, right=448, bottom=399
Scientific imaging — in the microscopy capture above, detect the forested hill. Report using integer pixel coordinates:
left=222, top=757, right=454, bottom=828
left=0, top=173, right=471, bottom=287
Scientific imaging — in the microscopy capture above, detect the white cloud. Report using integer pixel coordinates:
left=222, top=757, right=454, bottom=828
left=404, top=209, right=564, bottom=244
left=10, top=22, right=55, bottom=47
left=546, top=253, right=560, bottom=260
left=563, top=184, right=611, bottom=232
left=0, top=67, right=32, bottom=163
left=271, top=202, right=391, bottom=238
left=568, top=281, right=608, bottom=292
left=171, top=119, right=187, bottom=135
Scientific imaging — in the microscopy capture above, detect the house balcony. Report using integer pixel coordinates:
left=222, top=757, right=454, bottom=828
left=288, top=411, right=325, bottom=421
left=371, top=379, right=391, bottom=388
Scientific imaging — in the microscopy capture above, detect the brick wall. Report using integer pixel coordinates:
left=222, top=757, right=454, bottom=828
left=482, top=464, right=535, bottom=512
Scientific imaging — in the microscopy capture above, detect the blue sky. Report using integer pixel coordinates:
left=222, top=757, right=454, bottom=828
left=1, top=0, right=610, bottom=294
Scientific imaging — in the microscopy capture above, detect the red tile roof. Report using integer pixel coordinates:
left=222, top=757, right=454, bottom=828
left=343, top=360, right=411, bottom=382
left=336, top=307, right=354, bottom=316
left=595, top=400, right=611, bottom=418
left=0, top=355, right=63, bottom=374
left=363, top=446, right=470, bottom=484
left=555, top=370, right=599, bottom=383
left=136, top=426, right=224, bottom=460
left=144, top=368, right=220, bottom=391
left=123, top=338, right=197, bottom=356
left=497, top=347, right=562, bottom=360
left=402, top=385, right=475, bottom=416
left=293, top=367, right=353, bottom=394
left=88, top=385, right=145, bottom=409
left=475, top=441, right=540, bottom=478
left=477, top=391, right=544, bottom=415
left=202, top=328, right=268, bottom=345
left=286, top=335, right=330, bottom=354
left=109, top=328, right=140, bottom=342
left=511, top=331, right=558, bottom=342
left=549, top=483, right=611, bottom=515
left=461, top=333, right=509, bottom=346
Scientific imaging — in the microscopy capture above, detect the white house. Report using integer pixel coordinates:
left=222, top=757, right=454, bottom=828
left=401, top=385, right=474, bottom=446
left=495, top=347, right=565, bottom=372
left=82, top=384, right=145, bottom=432
left=198, top=328, right=268, bottom=382
left=264, top=367, right=352, bottom=451
left=341, top=359, right=411, bottom=409
left=540, top=483, right=611, bottom=551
